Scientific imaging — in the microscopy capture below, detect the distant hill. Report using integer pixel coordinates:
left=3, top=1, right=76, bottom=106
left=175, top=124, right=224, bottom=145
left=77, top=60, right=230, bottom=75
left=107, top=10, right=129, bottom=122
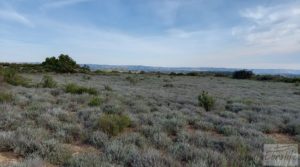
left=86, top=64, right=300, bottom=76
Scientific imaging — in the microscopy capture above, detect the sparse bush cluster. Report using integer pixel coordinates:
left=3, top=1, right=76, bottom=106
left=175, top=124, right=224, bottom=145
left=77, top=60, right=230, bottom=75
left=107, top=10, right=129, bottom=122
left=2, top=68, right=31, bottom=87
left=65, top=83, right=98, bottom=95
left=0, top=129, right=72, bottom=165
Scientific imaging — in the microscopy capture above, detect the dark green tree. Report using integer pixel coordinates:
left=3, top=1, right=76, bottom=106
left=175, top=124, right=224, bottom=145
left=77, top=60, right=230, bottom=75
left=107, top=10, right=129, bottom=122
left=42, top=54, right=80, bottom=73
left=232, top=70, right=254, bottom=79
left=57, top=54, right=79, bottom=73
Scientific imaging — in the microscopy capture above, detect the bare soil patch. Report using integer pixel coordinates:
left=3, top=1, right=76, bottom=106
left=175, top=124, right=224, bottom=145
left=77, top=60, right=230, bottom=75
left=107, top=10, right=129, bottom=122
left=0, top=152, right=22, bottom=166
left=267, top=133, right=297, bottom=144
left=64, top=144, right=99, bottom=156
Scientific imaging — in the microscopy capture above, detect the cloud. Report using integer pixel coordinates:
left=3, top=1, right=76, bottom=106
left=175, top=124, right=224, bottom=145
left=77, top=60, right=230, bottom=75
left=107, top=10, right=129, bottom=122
left=233, top=3, right=300, bottom=49
left=151, top=0, right=184, bottom=25
left=41, top=0, right=92, bottom=9
left=0, top=8, right=33, bottom=27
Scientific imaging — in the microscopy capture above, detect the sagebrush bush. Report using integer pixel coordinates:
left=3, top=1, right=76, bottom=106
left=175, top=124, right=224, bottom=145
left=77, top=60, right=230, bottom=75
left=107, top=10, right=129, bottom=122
left=216, top=125, right=238, bottom=136
left=65, top=83, right=98, bottom=95
left=0, top=131, right=14, bottom=152
left=104, top=140, right=138, bottom=165
left=116, top=132, right=147, bottom=148
left=39, top=75, right=57, bottom=88
left=102, top=104, right=121, bottom=114
left=66, top=153, right=112, bottom=167
left=88, top=96, right=102, bottom=107
left=198, top=91, right=215, bottom=111
left=151, top=132, right=172, bottom=149
left=60, top=123, right=83, bottom=143
left=169, top=142, right=201, bottom=162
left=0, top=92, right=14, bottom=103
left=131, top=148, right=177, bottom=167
left=3, top=68, right=30, bottom=87
left=88, top=131, right=109, bottom=148
left=39, top=139, right=72, bottom=165
left=99, top=114, right=131, bottom=136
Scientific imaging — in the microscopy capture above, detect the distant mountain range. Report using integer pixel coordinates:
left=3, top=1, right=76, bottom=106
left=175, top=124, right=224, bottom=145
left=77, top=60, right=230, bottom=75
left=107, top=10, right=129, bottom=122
left=86, top=64, right=300, bottom=76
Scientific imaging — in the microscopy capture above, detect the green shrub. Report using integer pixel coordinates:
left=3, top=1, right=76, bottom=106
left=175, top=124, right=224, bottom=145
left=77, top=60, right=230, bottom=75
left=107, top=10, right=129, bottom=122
left=88, top=131, right=108, bottom=148
left=39, top=75, right=57, bottom=88
left=65, top=83, right=98, bottom=95
left=3, top=68, right=30, bottom=87
left=88, top=96, right=102, bottom=107
left=40, top=139, right=72, bottom=165
left=66, top=153, right=112, bottom=167
left=216, top=125, right=237, bottom=136
left=198, top=91, right=215, bottom=111
left=0, top=92, right=13, bottom=103
left=232, top=70, right=254, bottom=79
left=99, top=114, right=131, bottom=136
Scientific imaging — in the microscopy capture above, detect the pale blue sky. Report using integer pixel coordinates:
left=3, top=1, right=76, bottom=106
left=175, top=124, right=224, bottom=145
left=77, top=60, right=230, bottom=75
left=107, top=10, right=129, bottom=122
left=0, top=0, right=299, bottom=69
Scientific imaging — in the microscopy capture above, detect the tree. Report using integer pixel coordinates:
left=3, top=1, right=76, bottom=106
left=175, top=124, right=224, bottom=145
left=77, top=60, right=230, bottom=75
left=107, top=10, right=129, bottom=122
left=42, top=54, right=80, bottom=73
left=232, top=70, right=254, bottom=79
left=57, top=54, right=79, bottom=73
left=42, top=56, right=59, bottom=71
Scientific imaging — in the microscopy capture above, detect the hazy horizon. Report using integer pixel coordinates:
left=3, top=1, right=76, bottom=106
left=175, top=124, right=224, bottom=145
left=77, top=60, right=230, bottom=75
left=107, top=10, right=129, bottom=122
left=1, top=0, right=300, bottom=69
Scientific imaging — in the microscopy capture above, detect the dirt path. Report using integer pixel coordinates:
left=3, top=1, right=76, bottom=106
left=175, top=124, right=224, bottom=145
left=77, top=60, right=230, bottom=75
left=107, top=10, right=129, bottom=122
left=0, top=152, right=22, bottom=166
left=267, top=133, right=298, bottom=144
left=64, top=144, right=99, bottom=156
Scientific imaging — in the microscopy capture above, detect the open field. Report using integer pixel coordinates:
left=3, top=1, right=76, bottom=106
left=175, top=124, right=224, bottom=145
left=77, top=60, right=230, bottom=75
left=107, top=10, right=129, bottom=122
left=0, top=73, right=300, bottom=166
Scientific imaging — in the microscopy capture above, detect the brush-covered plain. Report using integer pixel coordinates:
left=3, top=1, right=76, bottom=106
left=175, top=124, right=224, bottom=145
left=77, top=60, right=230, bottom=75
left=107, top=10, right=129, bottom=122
left=0, top=72, right=299, bottom=167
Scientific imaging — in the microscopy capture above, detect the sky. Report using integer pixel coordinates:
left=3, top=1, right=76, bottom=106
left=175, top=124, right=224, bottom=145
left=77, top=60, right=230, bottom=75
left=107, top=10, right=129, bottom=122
left=0, top=0, right=299, bottom=69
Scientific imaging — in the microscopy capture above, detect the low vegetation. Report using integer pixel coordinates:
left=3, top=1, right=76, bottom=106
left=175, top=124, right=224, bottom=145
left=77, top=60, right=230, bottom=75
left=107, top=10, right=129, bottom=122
left=104, top=85, right=113, bottom=91
left=2, top=68, right=31, bottom=87
left=88, top=96, right=102, bottom=106
left=0, top=58, right=299, bottom=166
left=126, top=76, right=138, bottom=85
left=39, top=75, right=57, bottom=88
left=198, top=91, right=215, bottom=111
left=98, top=114, right=131, bottom=136
left=0, top=92, right=13, bottom=103
left=65, top=83, right=98, bottom=95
